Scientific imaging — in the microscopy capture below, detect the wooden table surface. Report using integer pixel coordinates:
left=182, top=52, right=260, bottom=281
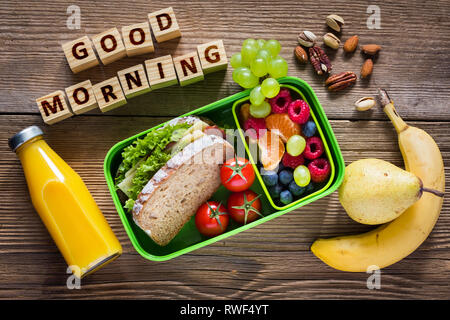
left=0, top=0, right=449, bottom=300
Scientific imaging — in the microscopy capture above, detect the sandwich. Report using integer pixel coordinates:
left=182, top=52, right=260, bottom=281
left=115, top=116, right=234, bottom=246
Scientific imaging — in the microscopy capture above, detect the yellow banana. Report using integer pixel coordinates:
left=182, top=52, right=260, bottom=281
left=311, top=89, right=445, bottom=272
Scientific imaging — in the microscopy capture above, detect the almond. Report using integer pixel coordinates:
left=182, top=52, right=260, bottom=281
left=361, top=59, right=374, bottom=78
left=361, top=44, right=381, bottom=55
left=343, top=35, right=359, bottom=53
left=294, top=46, right=308, bottom=63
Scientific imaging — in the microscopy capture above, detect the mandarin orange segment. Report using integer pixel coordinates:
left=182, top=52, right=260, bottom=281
left=239, top=103, right=251, bottom=125
left=265, top=113, right=301, bottom=143
left=257, top=130, right=285, bottom=171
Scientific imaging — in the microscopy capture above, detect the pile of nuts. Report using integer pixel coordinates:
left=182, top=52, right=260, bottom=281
left=294, top=14, right=382, bottom=109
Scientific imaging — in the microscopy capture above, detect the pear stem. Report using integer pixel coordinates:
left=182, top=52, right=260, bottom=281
left=421, top=187, right=445, bottom=198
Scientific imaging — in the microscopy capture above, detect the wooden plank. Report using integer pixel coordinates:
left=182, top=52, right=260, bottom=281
left=0, top=0, right=449, bottom=120
left=0, top=114, right=449, bottom=299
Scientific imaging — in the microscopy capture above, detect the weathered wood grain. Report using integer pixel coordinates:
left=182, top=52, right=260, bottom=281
left=0, top=115, right=448, bottom=299
left=0, top=0, right=449, bottom=120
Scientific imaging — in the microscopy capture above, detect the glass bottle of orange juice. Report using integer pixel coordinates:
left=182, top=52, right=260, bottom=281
left=9, top=126, right=122, bottom=278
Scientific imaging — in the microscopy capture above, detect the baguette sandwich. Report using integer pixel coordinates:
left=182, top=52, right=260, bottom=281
left=115, top=116, right=234, bottom=246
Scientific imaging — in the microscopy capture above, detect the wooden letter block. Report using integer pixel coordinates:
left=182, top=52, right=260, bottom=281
left=144, top=55, right=178, bottom=90
left=148, top=7, right=181, bottom=43
left=93, top=77, right=127, bottom=113
left=197, top=40, right=228, bottom=74
left=61, top=36, right=99, bottom=73
left=36, top=90, right=73, bottom=125
left=91, top=28, right=127, bottom=65
left=121, top=22, right=154, bottom=57
left=65, top=80, right=98, bottom=115
left=173, top=52, right=204, bottom=86
left=117, top=64, right=151, bottom=99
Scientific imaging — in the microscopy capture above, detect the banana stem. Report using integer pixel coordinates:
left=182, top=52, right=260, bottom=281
left=422, top=187, right=445, bottom=198
left=378, top=88, right=408, bottom=133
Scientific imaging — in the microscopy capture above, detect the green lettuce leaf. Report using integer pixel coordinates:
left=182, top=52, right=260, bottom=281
left=114, top=122, right=191, bottom=212
left=115, top=122, right=190, bottom=186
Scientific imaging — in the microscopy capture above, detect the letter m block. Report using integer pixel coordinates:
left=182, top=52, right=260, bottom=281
left=36, top=90, right=73, bottom=125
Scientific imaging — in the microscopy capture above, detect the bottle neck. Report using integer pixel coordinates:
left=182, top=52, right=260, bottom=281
left=15, top=135, right=44, bottom=155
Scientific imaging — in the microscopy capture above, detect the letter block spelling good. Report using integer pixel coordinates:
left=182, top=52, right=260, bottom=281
left=144, top=55, right=178, bottom=90
left=148, top=7, right=181, bottom=43
left=121, top=22, right=154, bottom=57
left=197, top=40, right=228, bottom=74
left=36, top=90, right=73, bottom=125
left=173, top=52, right=204, bottom=86
left=65, top=80, right=98, bottom=115
left=62, top=36, right=99, bottom=73
left=93, top=77, right=127, bottom=112
left=117, top=64, right=151, bottom=99
left=91, top=28, right=127, bottom=65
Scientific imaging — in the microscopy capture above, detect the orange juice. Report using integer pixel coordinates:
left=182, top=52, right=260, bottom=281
left=9, top=126, right=122, bottom=278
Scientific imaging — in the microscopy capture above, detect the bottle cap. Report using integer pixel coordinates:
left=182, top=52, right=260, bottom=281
left=8, top=125, right=43, bottom=152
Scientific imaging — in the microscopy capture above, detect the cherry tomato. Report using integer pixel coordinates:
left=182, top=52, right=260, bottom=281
left=204, top=125, right=225, bottom=138
left=220, top=156, right=255, bottom=192
left=195, top=201, right=229, bottom=237
left=227, top=190, right=263, bottom=224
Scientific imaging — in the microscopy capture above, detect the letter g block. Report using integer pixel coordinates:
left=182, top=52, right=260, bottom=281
left=197, top=40, right=228, bottom=74
left=62, top=36, right=99, bottom=73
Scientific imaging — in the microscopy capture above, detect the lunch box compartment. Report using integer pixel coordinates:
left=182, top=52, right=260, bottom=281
left=232, top=83, right=335, bottom=210
left=104, top=76, right=345, bottom=261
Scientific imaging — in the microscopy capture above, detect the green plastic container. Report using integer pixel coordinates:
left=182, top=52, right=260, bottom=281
left=104, top=76, right=345, bottom=261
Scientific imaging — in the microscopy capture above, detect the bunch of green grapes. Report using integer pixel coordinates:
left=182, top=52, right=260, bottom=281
left=231, top=39, right=288, bottom=118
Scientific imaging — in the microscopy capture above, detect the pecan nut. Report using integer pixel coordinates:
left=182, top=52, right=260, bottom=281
left=325, top=71, right=357, bottom=91
left=309, top=46, right=332, bottom=75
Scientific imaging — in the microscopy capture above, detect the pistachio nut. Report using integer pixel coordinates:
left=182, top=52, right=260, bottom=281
left=355, top=97, right=376, bottom=111
left=298, top=31, right=317, bottom=47
left=323, top=33, right=340, bottom=49
left=326, top=14, right=345, bottom=32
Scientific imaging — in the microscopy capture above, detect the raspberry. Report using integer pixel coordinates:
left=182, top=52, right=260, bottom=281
left=308, top=158, right=331, bottom=183
left=288, top=99, right=310, bottom=124
left=244, top=117, right=266, bottom=139
left=269, top=88, right=292, bottom=113
left=282, top=153, right=305, bottom=169
left=304, top=136, right=324, bottom=160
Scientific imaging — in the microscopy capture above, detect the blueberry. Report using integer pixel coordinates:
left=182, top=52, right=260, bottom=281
left=305, top=182, right=315, bottom=194
left=277, top=162, right=286, bottom=172
left=268, top=183, right=283, bottom=198
left=302, top=121, right=317, bottom=137
left=262, top=170, right=278, bottom=187
left=280, top=190, right=293, bottom=204
left=279, top=169, right=293, bottom=185
left=289, top=180, right=306, bottom=197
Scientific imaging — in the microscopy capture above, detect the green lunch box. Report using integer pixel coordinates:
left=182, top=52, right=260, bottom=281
left=104, top=76, right=345, bottom=261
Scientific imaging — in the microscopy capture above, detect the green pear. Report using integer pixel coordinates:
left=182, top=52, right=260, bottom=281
left=338, top=158, right=443, bottom=225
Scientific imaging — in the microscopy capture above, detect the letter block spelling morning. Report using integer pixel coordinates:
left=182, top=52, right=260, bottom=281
left=117, top=64, right=151, bottom=99
left=36, top=91, right=73, bottom=125
left=92, top=28, right=127, bottom=65
left=93, top=77, right=127, bottom=112
left=173, top=52, right=204, bottom=86
left=62, top=36, right=99, bottom=73
left=121, top=22, right=154, bottom=57
left=144, top=55, right=178, bottom=90
left=65, top=80, right=98, bottom=115
left=197, top=40, right=228, bottom=74
left=148, top=7, right=181, bottom=43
